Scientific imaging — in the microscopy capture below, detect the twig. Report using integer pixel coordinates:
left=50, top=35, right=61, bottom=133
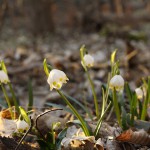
left=35, top=108, right=62, bottom=140
left=15, top=117, right=33, bottom=150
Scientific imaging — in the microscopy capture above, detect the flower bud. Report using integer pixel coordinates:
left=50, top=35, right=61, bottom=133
left=0, top=70, right=9, bottom=84
left=135, top=88, right=143, bottom=99
left=16, top=120, right=29, bottom=132
left=47, top=69, right=69, bottom=91
left=109, top=75, right=124, bottom=91
left=82, top=54, right=94, bottom=68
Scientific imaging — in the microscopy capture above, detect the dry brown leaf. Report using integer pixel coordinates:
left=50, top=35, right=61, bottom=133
left=95, top=138, right=104, bottom=150
left=0, top=107, right=18, bottom=119
left=116, top=129, right=150, bottom=146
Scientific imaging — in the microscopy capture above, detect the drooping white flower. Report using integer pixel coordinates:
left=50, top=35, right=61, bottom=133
left=16, top=120, right=29, bottom=132
left=0, top=70, right=9, bottom=84
left=82, top=54, right=94, bottom=68
left=109, top=75, right=124, bottom=91
left=135, top=88, right=143, bottom=99
left=47, top=69, right=69, bottom=91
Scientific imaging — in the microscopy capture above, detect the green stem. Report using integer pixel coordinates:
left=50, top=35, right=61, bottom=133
left=112, top=88, right=121, bottom=126
left=100, top=74, right=110, bottom=118
left=85, top=70, right=99, bottom=118
left=1, top=84, right=13, bottom=119
left=94, top=101, right=111, bottom=137
left=57, top=90, right=90, bottom=136
left=141, top=77, right=150, bottom=120
left=8, top=82, right=19, bottom=113
left=52, top=127, right=55, bottom=145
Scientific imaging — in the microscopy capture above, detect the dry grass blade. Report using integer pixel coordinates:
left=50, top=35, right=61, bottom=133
left=116, top=129, right=150, bottom=146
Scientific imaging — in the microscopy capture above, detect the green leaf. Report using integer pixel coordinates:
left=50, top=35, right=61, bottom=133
left=37, top=139, right=55, bottom=150
left=121, top=106, right=128, bottom=130
left=80, top=45, right=87, bottom=71
left=56, top=128, right=67, bottom=149
left=130, top=92, right=138, bottom=126
left=47, top=132, right=54, bottom=143
left=37, top=139, right=49, bottom=150
left=0, top=61, right=8, bottom=73
left=125, top=82, right=132, bottom=104
left=43, top=59, right=49, bottom=77
left=52, top=122, right=61, bottom=131
left=94, top=101, right=111, bottom=137
left=141, top=77, right=150, bottom=120
left=28, top=79, right=33, bottom=111
left=19, top=106, right=30, bottom=125
left=111, top=49, right=117, bottom=64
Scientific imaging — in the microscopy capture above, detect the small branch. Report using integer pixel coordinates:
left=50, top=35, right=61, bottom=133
left=35, top=108, right=62, bottom=140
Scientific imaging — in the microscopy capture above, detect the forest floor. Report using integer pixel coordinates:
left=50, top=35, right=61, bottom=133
left=0, top=20, right=150, bottom=149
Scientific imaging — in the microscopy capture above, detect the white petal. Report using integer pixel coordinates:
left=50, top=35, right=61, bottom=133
left=0, top=70, right=9, bottom=84
left=83, top=54, right=94, bottom=67
left=110, top=75, right=124, bottom=91
left=47, top=69, right=68, bottom=90
left=135, top=88, right=143, bottom=99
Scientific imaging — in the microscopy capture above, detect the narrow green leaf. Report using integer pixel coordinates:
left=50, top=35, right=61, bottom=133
left=121, top=106, right=127, bottom=130
left=19, top=106, right=30, bottom=125
left=56, top=128, right=67, bottom=149
left=130, top=92, right=137, bottom=126
left=37, top=139, right=54, bottom=150
left=125, top=82, right=132, bottom=104
left=111, top=49, right=117, bottom=64
left=43, top=59, right=49, bottom=77
left=141, top=77, right=150, bottom=120
left=94, top=101, right=111, bottom=137
left=1, top=61, right=8, bottom=73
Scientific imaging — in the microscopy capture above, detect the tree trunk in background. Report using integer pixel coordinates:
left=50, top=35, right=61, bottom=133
left=114, top=0, right=123, bottom=16
left=24, top=0, right=54, bottom=37
left=0, top=0, right=7, bottom=30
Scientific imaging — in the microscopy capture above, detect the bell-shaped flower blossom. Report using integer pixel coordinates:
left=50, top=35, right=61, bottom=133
left=109, top=75, right=124, bottom=91
left=82, top=54, right=94, bottom=68
left=135, top=88, right=143, bottom=99
left=0, top=70, right=9, bottom=84
left=47, top=69, right=69, bottom=91
left=16, top=120, right=29, bottom=132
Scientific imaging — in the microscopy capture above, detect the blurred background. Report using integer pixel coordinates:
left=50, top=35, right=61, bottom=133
left=0, top=0, right=150, bottom=108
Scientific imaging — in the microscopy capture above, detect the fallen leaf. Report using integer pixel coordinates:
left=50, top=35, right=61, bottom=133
left=0, top=107, right=18, bottom=119
left=0, top=117, right=17, bottom=137
left=116, top=129, right=150, bottom=146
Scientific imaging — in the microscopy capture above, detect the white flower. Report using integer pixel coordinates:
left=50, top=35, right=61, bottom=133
left=47, top=69, right=69, bottom=91
left=82, top=54, right=94, bottom=68
left=16, top=120, right=29, bottom=132
left=0, top=70, right=9, bottom=84
left=135, top=88, right=143, bottom=99
left=109, top=75, right=124, bottom=91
